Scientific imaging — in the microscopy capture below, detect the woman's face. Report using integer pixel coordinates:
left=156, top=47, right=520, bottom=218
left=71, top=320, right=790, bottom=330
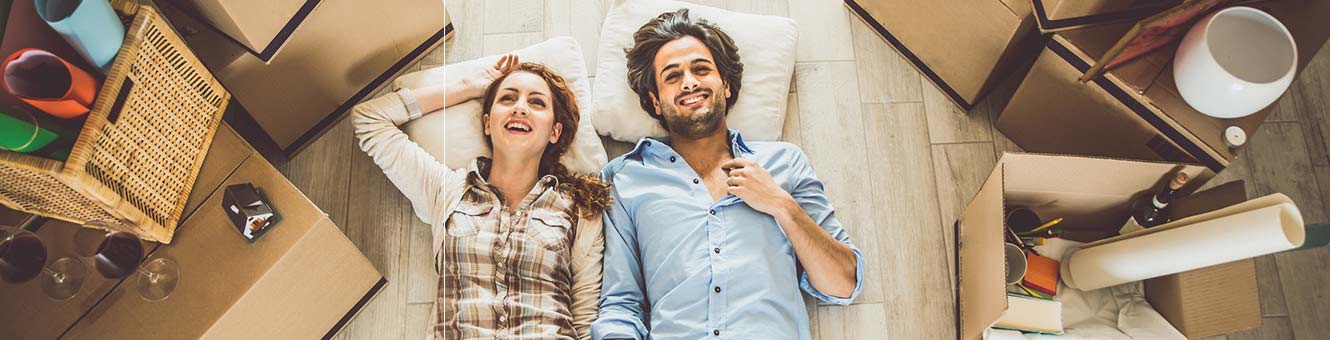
left=485, top=71, right=563, bottom=161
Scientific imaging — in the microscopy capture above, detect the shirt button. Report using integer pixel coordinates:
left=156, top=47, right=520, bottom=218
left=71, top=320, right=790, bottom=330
left=714, top=286, right=721, bottom=293
left=714, top=330, right=721, bottom=336
left=709, top=210, right=716, bottom=215
left=670, top=156, right=677, bottom=162
left=645, top=141, right=652, bottom=147
left=693, top=179, right=700, bottom=184
left=714, top=248, right=720, bottom=254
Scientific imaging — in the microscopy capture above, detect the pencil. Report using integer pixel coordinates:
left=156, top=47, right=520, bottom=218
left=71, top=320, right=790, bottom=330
left=1028, top=217, right=1064, bottom=233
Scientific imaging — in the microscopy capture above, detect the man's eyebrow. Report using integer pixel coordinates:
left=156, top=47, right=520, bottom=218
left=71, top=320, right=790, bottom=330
left=659, top=63, right=680, bottom=76
left=692, top=58, right=714, bottom=66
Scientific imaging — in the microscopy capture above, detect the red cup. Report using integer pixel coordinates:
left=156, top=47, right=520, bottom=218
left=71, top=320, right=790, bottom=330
left=1, top=48, right=99, bottom=119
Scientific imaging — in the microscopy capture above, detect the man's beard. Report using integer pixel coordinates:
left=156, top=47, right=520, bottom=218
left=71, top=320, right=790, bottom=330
left=661, top=89, right=727, bottom=139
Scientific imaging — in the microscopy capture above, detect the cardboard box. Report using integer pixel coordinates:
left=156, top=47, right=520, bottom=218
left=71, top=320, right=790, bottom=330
left=1030, top=0, right=1179, bottom=33
left=955, top=153, right=1265, bottom=340
left=61, top=154, right=383, bottom=339
left=170, top=0, right=315, bottom=60
left=160, top=0, right=453, bottom=154
left=0, top=123, right=249, bottom=339
left=996, top=1, right=1330, bottom=172
left=845, top=0, right=1041, bottom=109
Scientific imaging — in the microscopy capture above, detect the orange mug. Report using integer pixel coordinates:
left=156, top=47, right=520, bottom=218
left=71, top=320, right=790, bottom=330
left=1, top=48, right=99, bottom=119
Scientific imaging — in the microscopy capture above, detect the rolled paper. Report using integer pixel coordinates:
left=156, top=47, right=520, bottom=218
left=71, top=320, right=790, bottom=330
left=1062, top=202, right=1304, bottom=291
left=35, top=0, right=125, bottom=71
left=2, top=48, right=98, bottom=118
left=0, top=105, right=62, bottom=153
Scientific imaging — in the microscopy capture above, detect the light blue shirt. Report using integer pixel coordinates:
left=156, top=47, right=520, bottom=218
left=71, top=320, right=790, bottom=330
left=592, top=130, right=866, bottom=340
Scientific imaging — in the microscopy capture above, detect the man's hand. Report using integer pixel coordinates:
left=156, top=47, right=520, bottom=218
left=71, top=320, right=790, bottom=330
left=721, top=158, right=796, bottom=217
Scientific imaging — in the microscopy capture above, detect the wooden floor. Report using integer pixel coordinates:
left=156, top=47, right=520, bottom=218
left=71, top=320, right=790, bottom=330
left=275, top=1, right=1330, bottom=339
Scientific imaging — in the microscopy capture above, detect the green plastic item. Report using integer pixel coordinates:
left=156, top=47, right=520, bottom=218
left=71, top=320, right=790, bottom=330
left=1, top=105, right=61, bottom=153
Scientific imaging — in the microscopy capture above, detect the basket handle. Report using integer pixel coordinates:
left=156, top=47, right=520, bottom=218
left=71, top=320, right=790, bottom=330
left=106, top=77, right=134, bottom=125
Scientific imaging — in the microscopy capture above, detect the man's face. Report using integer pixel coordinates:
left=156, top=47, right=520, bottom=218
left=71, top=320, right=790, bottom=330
left=650, top=36, right=731, bottom=138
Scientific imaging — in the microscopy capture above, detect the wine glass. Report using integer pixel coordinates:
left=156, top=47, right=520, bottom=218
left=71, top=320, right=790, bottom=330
left=0, top=225, right=86, bottom=301
left=82, top=222, right=178, bottom=302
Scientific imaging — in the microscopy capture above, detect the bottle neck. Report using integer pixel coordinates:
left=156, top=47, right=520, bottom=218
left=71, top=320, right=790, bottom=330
left=1153, top=186, right=1178, bottom=208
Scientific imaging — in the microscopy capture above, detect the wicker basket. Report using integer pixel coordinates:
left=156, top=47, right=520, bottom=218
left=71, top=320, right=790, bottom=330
left=0, top=4, right=228, bottom=243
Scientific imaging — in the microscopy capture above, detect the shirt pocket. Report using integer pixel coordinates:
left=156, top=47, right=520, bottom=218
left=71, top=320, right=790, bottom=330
left=527, top=210, right=573, bottom=252
left=447, top=201, right=492, bottom=237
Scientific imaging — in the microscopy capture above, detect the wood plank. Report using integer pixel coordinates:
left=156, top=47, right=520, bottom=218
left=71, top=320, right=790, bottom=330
left=815, top=303, right=890, bottom=339
left=483, top=0, right=546, bottom=34
left=403, top=303, right=433, bottom=340
left=407, top=213, right=438, bottom=304
left=1225, top=316, right=1296, bottom=340
left=782, top=96, right=802, bottom=147
left=795, top=62, right=883, bottom=304
left=277, top=116, right=354, bottom=227
left=544, top=0, right=603, bottom=76
left=864, top=102, right=957, bottom=339
left=922, top=78, right=993, bottom=144
left=445, top=0, right=485, bottom=63
left=728, top=0, right=790, bottom=16
left=482, top=32, right=547, bottom=56
left=931, top=142, right=997, bottom=280
left=337, top=144, right=419, bottom=339
left=1266, top=90, right=1303, bottom=123
left=787, top=0, right=856, bottom=62
left=1292, top=40, right=1330, bottom=166
left=1230, top=122, right=1330, bottom=338
left=1317, top=165, right=1330, bottom=222
left=849, top=13, right=922, bottom=104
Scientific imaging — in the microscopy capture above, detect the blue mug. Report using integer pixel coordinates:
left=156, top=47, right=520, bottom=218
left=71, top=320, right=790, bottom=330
left=35, top=0, right=126, bottom=72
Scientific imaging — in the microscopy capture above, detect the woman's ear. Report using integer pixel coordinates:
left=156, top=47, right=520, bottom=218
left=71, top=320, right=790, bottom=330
left=550, top=122, right=563, bottom=144
left=482, top=114, right=491, bottom=136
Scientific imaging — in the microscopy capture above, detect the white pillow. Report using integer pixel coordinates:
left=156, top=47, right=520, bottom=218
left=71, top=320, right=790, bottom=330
left=592, top=0, right=798, bottom=142
left=391, top=37, right=608, bottom=175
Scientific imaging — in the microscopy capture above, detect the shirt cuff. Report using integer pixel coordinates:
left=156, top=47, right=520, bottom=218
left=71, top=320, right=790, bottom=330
left=590, top=315, right=647, bottom=340
left=800, top=246, right=865, bottom=305
left=396, top=88, right=423, bottom=121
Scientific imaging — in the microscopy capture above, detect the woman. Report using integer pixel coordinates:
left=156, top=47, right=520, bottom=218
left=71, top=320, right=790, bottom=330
left=353, top=55, right=610, bottom=340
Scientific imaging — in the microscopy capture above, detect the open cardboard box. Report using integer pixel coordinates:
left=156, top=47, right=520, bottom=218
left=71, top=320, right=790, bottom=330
left=957, top=153, right=1261, bottom=340
left=1029, top=0, right=1180, bottom=33
left=158, top=0, right=453, bottom=155
left=844, top=0, right=1041, bottom=109
left=61, top=129, right=383, bottom=339
left=996, top=0, right=1330, bottom=172
left=168, top=0, right=315, bottom=60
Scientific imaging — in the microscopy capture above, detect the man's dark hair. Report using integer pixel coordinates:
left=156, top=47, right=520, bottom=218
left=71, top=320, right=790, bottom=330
left=625, top=8, right=743, bottom=128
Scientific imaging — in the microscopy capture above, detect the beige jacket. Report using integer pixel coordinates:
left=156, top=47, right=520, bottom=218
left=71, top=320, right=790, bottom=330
left=352, top=92, right=603, bottom=340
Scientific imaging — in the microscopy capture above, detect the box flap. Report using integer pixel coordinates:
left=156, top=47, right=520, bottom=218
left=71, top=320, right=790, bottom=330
left=957, top=161, right=1008, bottom=340
left=1030, top=0, right=1178, bottom=33
left=998, top=153, right=1210, bottom=231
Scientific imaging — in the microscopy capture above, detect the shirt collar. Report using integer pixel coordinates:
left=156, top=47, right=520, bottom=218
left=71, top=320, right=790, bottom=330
left=465, top=157, right=559, bottom=192
left=627, top=129, right=754, bottom=158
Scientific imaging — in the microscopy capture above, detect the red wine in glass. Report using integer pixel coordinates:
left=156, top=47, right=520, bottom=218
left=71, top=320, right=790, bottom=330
left=0, top=231, right=47, bottom=283
left=94, top=232, right=143, bottom=279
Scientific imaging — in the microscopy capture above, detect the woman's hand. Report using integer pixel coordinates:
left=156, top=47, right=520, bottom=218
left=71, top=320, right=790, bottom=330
left=461, top=54, right=520, bottom=99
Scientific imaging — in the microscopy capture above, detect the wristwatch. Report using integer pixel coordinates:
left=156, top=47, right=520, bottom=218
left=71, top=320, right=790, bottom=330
left=397, top=88, right=423, bottom=120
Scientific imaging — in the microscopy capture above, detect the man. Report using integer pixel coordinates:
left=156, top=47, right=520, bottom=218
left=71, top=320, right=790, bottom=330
left=592, top=9, right=865, bottom=340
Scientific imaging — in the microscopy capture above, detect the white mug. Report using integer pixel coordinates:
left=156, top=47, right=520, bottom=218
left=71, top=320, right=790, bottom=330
left=1173, top=6, right=1296, bottom=119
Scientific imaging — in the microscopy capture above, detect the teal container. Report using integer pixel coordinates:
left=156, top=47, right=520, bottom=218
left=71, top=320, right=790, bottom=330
left=35, top=0, right=124, bottom=72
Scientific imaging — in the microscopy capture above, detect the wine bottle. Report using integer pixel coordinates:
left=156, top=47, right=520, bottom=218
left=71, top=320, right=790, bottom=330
left=1119, top=172, right=1190, bottom=235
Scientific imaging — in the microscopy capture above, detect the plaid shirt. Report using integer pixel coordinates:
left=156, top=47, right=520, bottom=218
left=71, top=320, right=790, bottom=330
left=352, top=91, right=602, bottom=340
left=436, top=160, right=579, bottom=339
